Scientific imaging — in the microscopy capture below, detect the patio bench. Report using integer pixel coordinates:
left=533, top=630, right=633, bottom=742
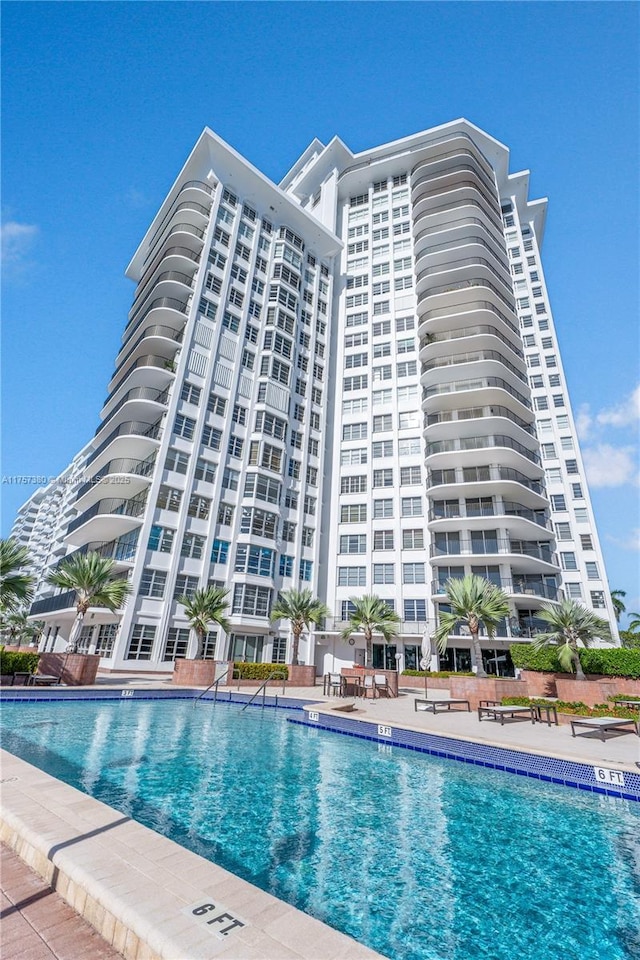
left=478, top=703, right=536, bottom=725
left=31, top=674, right=62, bottom=686
left=570, top=716, right=639, bottom=741
left=414, top=698, right=470, bottom=713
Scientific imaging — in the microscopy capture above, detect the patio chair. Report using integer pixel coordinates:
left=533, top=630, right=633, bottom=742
left=325, top=673, right=345, bottom=697
left=362, top=675, right=375, bottom=698
left=373, top=674, right=390, bottom=697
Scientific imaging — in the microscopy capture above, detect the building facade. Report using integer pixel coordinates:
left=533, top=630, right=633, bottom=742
left=25, top=120, right=618, bottom=672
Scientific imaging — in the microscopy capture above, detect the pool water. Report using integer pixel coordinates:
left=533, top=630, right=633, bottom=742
left=2, top=699, right=639, bottom=960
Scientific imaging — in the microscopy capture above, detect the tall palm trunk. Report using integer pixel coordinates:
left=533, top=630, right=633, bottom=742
left=365, top=628, right=373, bottom=667
left=572, top=647, right=585, bottom=680
left=195, top=628, right=205, bottom=660
left=470, top=629, right=487, bottom=678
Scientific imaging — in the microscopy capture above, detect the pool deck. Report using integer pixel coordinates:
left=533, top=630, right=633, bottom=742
left=2, top=675, right=638, bottom=960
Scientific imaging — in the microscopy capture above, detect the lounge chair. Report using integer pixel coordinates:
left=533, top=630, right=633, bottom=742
left=570, top=716, right=639, bottom=741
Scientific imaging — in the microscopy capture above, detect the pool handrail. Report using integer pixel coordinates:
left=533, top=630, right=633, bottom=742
left=241, top=670, right=288, bottom=711
left=193, top=665, right=231, bottom=705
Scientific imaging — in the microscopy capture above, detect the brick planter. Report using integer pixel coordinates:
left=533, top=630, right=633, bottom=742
left=521, top=670, right=560, bottom=698
left=172, top=659, right=217, bottom=686
left=449, top=676, right=527, bottom=710
left=287, top=664, right=317, bottom=687
left=38, top=653, right=100, bottom=686
left=555, top=676, right=640, bottom=708
left=398, top=676, right=452, bottom=692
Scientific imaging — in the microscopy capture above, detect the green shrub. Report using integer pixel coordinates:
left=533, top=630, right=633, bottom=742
left=509, top=643, right=640, bottom=678
left=401, top=669, right=475, bottom=678
left=609, top=693, right=640, bottom=702
left=579, top=648, right=640, bottom=679
left=509, top=644, right=564, bottom=673
left=0, top=650, right=40, bottom=675
left=233, top=662, right=288, bottom=681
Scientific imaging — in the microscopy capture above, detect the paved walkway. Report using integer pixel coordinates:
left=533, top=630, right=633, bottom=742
left=0, top=844, right=122, bottom=960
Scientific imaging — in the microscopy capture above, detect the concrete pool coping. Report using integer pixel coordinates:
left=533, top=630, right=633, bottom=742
left=0, top=751, right=383, bottom=960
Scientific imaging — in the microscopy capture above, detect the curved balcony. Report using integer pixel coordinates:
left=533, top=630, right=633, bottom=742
left=66, top=493, right=147, bottom=545
left=412, top=156, right=498, bottom=202
left=129, top=269, right=194, bottom=322
left=430, top=578, right=560, bottom=603
left=56, top=533, right=140, bottom=572
left=97, top=386, right=169, bottom=436
left=114, top=322, right=183, bottom=383
left=419, top=299, right=519, bottom=339
left=417, top=272, right=516, bottom=318
left=425, top=404, right=535, bottom=438
left=416, top=253, right=513, bottom=304
left=419, top=322, right=522, bottom=363
left=414, top=211, right=506, bottom=261
left=30, top=590, right=77, bottom=617
left=426, top=433, right=541, bottom=468
left=103, top=356, right=176, bottom=410
left=86, top=419, right=162, bottom=471
left=142, top=221, right=205, bottom=274
left=134, top=245, right=200, bottom=304
left=75, top=454, right=156, bottom=509
left=123, top=295, right=188, bottom=347
left=422, top=348, right=527, bottom=386
left=146, top=200, right=211, bottom=256
left=412, top=172, right=500, bottom=225
left=430, top=537, right=556, bottom=566
left=411, top=142, right=496, bottom=185
left=422, top=377, right=531, bottom=418
left=109, top=343, right=179, bottom=401
left=415, top=231, right=509, bottom=277
left=428, top=501, right=552, bottom=535
left=427, top=464, right=546, bottom=505
left=413, top=194, right=504, bottom=239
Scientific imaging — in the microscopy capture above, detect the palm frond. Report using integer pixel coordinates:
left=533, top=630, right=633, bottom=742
left=0, top=539, right=34, bottom=612
left=341, top=594, right=401, bottom=642
left=47, top=552, right=131, bottom=611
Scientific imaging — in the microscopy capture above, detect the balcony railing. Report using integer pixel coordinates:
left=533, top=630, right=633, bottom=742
left=67, top=493, right=148, bottom=536
left=104, top=357, right=176, bottom=407
left=430, top=539, right=556, bottom=563
left=97, top=386, right=169, bottom=436
left=30, top=590, right=77, bottom=616
left=123, top=296, right=188, bottom=347
left=420, top=323, right=523, bottom=361
left=129, top=269, right=194, bottom=317
left=429, top=502, right=551, bottom=530
left=426, top=434, right=541, bottom=466
left=412, top=161, right=498, bottom=204
left=414, top=231, right=509, bottom=274
left=425, top=404, right=535, bottom=436
left=427, top=463, right=545, bottom=497
left=56, top=533, right=139, bottom=569
left=146, top=200, right=211, bottom=254
left=418, top=276, right=516, bottom=314
left=416, top=254, right=512, bottom=298
left=419, top=299, right=519, bottom=337
left=430, top=579, right=560, bottom=601
left=86, top=420, right=162, bottom=467
left=423, top=375, right=530, bottom=409
left=423, top=348, right=527, bottom=384
left=133, top=245, right=200, bottom=308
left=76, top=454, right=157, bottom=500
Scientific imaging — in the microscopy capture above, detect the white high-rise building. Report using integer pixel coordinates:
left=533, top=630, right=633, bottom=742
left=25, top=120, right=618, bottom=671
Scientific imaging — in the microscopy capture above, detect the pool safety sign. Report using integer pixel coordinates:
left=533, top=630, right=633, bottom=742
left=184, top=900, right=247, bottom=940
left=593, top=767, right=625, bottom=786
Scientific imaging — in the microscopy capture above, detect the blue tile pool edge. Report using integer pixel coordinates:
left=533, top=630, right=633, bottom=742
left=288, top=711, right=640, bottom=802
left=2, top=687, right=638, bottom=802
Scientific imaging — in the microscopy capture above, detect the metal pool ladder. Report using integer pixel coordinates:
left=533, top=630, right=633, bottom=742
left=241, top=670, right=287, bottom=711
left=193, top=665, right=232, bottom=706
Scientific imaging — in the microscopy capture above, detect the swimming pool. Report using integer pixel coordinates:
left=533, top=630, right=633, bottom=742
left=2, top=698, right=639, bottom=960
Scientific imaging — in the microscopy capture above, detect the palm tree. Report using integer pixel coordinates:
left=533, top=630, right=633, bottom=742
left=180, top=586, right=230, bottom=660
left=47, top=552, right=132, bottom=652
left=341, top=594, right=401, bottom=668
left=0, top=539, right=34, bottom=613
left=532, top=599, right=612, bottom=680
left=433, top=575, right=511, bottom=678
left=610, top=589, right=626, bottom=622
left=0, top=611, right=41, bottom=647
left=270, top=588, right=329, bottom=666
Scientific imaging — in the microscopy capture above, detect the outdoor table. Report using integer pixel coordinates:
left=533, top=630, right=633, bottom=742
left=532, top=703, right=559, bottom=726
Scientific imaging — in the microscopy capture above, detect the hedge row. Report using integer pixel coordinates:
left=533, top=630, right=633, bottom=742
left=233, top=662, right=289, bottom=680
left=0, top=650, right=40, bottom=675
left=509, top=643, right=640, bottom=678
left=401, top=669, right=475, bottom=678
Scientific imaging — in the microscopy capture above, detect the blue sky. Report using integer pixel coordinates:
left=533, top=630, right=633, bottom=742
left=2, top=1, right=638, bottom=621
